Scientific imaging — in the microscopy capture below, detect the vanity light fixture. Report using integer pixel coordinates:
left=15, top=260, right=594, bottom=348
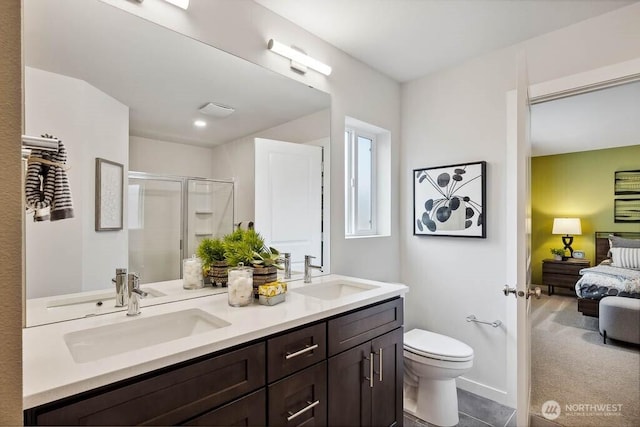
left=193, top=120, right=207, bottom=128
left=163, top=0, right=189, bottom=10
left=267, top=39, right=332, bottom=76
left=552, top=217, right=582, bottom=257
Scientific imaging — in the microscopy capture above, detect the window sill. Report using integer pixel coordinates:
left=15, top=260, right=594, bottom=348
left=345, top=233, right=390, bottom=240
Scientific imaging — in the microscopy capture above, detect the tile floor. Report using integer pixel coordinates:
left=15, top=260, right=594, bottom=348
left=404, top=388, right=517, bottom=427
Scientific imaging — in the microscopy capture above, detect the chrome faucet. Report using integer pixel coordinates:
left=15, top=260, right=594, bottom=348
left=304, top=255, right=322, bottom=283
left=112, top=268, right=128, bottom=307
left=127, top=272, right=147, bottom=316
left=283, top=253, right=291, bottom=279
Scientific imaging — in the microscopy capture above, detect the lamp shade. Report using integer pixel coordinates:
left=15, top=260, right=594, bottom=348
left=552, top=218, right=582, bottom=235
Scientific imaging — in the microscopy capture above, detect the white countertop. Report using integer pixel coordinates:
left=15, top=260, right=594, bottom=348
left=23, top=274, right=408, bottom=409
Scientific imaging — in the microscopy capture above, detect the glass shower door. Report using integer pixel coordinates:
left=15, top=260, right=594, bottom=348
left=186, top=179, right=234, bottom=257
left=128, top=175, right=183, bottom=284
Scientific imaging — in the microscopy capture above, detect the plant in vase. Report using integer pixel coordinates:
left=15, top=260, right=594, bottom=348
left=223, top=229, right=265, bottom=267
left=196, top=238, right=228, bottom=286
left=223, top=228, right=282, bottom=297
left=550, top=248, right=565, bottom=261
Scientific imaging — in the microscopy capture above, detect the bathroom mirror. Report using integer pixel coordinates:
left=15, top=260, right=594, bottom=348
left=23, top=0, right=331, bottom=326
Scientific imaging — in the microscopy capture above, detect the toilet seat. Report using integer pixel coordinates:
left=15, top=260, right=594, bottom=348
left=404, top=329, right=473, bottom=362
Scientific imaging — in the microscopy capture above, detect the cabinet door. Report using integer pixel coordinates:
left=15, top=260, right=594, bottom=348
left=327, top=341, right=372, bottom=426
left=184, top=389, right=266, bottom=426
left=268, top=361, right=327, bottom=426
left=371, top=328, right=404, bottom=427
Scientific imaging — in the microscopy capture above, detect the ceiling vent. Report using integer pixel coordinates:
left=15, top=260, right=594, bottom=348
left=199, top=102, right=235, bottom=118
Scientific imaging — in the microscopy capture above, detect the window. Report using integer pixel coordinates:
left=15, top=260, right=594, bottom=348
left=345, top=127, right=377, bottom=236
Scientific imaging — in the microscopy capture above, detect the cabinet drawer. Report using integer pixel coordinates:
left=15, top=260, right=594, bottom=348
left=268, top=361, right=327, bottom=426
left=328, top=298, right=403, bottom=356
left=543, top=273, right=579, bottom=288
left=268, top=322, right=326, bottom=383
left=34, top=342, right=266, bottom=426
left=543, top=263, right=586, bottom=275
left=184, top=389, right=266, bottom=426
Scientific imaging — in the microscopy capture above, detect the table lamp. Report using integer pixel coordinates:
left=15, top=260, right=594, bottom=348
left=552, top=218, right=582, bottom=257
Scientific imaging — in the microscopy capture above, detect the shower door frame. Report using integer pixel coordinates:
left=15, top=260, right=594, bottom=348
left=128, top=171, right=234, bottom=279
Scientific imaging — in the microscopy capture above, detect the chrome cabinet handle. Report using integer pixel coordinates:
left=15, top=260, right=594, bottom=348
left=285, top=344, right=319, bottom=360
left=287, top=400, right=320, bottom=421
left=364, top=352, right=374, bottom=388
left=378, top=348, right=383, bottom=382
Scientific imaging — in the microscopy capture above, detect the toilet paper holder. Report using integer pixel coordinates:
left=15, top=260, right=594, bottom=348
left=466, top=314, right=502, bottom=328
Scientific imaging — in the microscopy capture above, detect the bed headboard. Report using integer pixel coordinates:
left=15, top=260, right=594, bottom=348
left=595, top=231, right=640, bottom=265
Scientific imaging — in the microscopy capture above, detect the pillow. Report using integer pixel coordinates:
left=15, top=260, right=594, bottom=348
left=607, top=234, right=640, bottom=259
left=610, top=247, right=640, bottom=269
left=609, top=235, right=640, bottom=249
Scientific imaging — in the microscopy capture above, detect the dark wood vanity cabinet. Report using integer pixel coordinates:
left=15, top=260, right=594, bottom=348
left=26, top=343, right=266, bottom=426
left=25, top=297, right=403, bottom=427
left=327, top=299, right=404, bottom=427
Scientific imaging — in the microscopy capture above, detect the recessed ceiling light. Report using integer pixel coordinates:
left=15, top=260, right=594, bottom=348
left=194, top=120, right=207, bottom=128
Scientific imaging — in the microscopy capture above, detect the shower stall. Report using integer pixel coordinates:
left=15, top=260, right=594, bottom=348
left=127, top=172, right=234, bottom=284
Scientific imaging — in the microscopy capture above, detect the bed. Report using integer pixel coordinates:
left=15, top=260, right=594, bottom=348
left=575, top=231, right=640, bottom=317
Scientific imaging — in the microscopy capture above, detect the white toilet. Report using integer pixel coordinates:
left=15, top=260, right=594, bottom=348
left=403, top=328, right=474, bottom=427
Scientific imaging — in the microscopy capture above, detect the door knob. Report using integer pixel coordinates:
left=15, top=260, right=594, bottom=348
left=503, top=285, right=542, bottom=299
left=503, top=285, right=517, bottom=298
left=526, top=287, right=542, bottom=300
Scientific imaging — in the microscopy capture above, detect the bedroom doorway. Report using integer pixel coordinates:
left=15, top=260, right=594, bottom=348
left=527, top=72, right=640, bottom=426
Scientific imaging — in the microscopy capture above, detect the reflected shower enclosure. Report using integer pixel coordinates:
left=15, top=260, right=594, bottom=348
left=127, top=173, right=234, bottom=284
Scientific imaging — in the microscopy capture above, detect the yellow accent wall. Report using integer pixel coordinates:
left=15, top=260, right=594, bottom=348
left=531, top=145, right=640, bottom=286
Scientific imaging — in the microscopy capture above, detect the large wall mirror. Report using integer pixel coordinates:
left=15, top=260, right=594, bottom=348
left=23, top=0, right=331, bottom=326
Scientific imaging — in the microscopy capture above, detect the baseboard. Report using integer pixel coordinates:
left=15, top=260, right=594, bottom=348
left=456, top=376, right=511, bottom=407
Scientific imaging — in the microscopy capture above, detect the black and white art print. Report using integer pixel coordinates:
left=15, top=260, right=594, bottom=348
left=413, top=161, right=486, bottom=238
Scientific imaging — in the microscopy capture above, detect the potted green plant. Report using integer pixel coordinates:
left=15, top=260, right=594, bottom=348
left=222, top=228, right=282, bottom=296
left=223, top=229, right=266, bottom=267
left=550, top=248, right=565, bottom=261
left=196, top=238, right=227, bottom=286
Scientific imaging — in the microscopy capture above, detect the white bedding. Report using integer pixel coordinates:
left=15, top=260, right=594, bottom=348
left=575, top=265, right=640, bottom=299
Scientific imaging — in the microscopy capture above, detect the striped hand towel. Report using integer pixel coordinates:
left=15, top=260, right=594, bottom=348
left=25, top=135, right=74, bottom=221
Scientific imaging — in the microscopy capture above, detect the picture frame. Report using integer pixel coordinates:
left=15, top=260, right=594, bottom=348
left=614, top=170, right=640, bottom=195
left=614, top=198, right=640, bottom=223
left=413, top=161, right=486, bottom=238
left=95, top=158, right=123, bottom=231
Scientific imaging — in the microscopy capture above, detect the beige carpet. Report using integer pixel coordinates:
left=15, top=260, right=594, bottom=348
left=530, top=295, right=640, bottom=427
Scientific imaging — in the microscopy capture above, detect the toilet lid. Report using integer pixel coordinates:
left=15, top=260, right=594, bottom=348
left=404, top=329, right=474, bottom=362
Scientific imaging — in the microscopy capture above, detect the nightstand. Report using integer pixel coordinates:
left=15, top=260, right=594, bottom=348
left=542, top=258, right=591, bottom=295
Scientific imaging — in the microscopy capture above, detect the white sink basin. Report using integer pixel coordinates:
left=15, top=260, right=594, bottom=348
left=47, top=287, right=166, bottom=310
left=64, top=309, right=230, bottom=363
left=292, top=281, right=378, bottom=300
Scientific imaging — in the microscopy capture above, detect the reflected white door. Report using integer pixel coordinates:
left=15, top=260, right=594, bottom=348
left=506, top=51, right=532, bottom=426
left=254, top=138, right=323, bottom=273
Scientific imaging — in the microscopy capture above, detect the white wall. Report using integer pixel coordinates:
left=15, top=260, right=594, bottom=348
left=101, top=0, right=402, bottom=283
left=130, top=135, right=214, bottom=178
left=210, top=136, right=256, bottom=225
left=25, top=67, right=128, bottom=298
left=401, top=3, right=640, bottom=405
left=256, top=109, right=330, bottom=143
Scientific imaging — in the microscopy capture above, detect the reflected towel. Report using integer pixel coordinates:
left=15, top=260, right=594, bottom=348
left=25, top=134, right=74, bottom=221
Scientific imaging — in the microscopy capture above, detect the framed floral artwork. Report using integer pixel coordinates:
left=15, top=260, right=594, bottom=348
left=95, top=158, right=123, bottom=231
left=413, top=161, right=486, bottom=238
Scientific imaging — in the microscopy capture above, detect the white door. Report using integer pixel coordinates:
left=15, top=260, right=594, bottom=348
left=506, top=51, right=533, bottom=426
left=254, top=138, right=323, bottom=273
